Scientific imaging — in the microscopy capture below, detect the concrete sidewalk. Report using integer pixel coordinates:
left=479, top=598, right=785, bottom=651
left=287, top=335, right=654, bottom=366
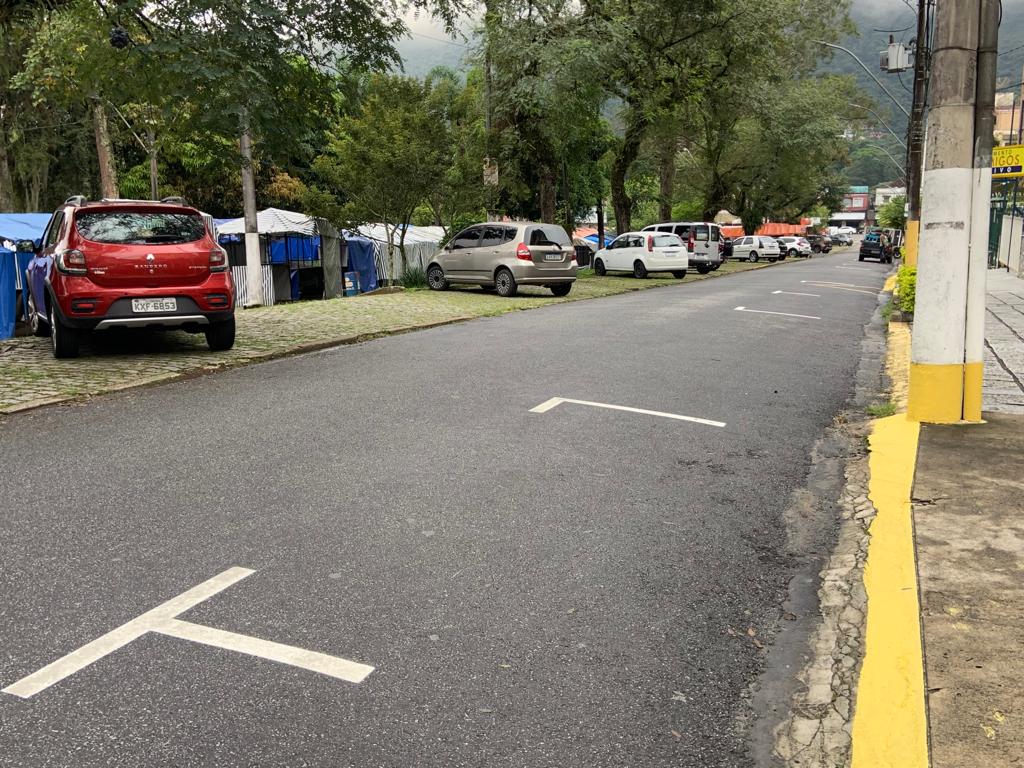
left=984, top=268, right=1024, bottom=413
left=913, top=414, right=1024, bottom=766
left=914, top=268, right=1023, bottom=766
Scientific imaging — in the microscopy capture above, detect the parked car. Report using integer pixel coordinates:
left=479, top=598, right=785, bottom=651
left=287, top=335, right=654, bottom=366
left=831, top=232, right=854, bottom=246
left=639, top=221, right=725, bottom=274
left=426, top=222, right=577, bottom=298
left=804, top=234, right=832, bottom=253
left=592, top=232, right=689, bottom=278
left=731, top=235, right=782, bottom=262
left=776, top=236, right=813, bottom=258
left=858, top=231, right=895, bottom=263
left=23, top=196, right=235, bottom=359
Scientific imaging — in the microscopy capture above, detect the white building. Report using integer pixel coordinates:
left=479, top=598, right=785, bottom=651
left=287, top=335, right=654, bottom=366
left=874, top=184, right=906, bottom=209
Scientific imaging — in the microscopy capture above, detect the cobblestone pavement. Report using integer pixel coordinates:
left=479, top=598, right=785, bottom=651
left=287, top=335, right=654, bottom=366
left=0, top=261, right=771, bottom=414
left=984, top=269, right=1024, bottom=414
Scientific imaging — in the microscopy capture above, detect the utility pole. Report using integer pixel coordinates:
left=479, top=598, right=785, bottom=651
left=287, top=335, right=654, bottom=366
left=903, top=0, right=930, bottom=267
left=909, top=0, right=999, bottom=423
left=239, top=109, right=263, bottom=307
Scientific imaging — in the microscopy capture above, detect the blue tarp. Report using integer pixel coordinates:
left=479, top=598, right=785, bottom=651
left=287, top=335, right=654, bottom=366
left=583, top=233, right=614, bottom=248
left=345, top=237, right=378, bottom=293
left=268, top=235, right=319, bottom=264
left=0, top=213, right=49, bottom=340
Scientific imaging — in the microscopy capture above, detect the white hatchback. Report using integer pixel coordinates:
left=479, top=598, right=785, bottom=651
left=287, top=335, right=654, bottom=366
left=593, top=232, right=689, bottom=278
left=731, top=235, right=782, bottom=262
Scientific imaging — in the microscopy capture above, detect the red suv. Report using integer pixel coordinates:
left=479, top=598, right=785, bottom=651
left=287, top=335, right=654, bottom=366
left=23, top=196, right=235, bottom=358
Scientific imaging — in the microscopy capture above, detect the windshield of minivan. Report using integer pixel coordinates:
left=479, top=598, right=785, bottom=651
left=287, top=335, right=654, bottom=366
left=76, top=211, right=205, bottom=245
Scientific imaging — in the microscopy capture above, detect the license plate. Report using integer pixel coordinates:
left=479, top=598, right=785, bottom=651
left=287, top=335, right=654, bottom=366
left=132, top=298, right=177, bottom=313
left=544, top=252, right=563, bottom=261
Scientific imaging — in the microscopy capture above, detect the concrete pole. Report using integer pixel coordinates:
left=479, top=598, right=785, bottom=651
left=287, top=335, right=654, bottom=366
left=963, top=0, right=1000, bottom=419
left=908, top=0, right=980, bottom=423
left=903, top=0, right=930, bottom=268
left=239, top=110, right=263, bottom=308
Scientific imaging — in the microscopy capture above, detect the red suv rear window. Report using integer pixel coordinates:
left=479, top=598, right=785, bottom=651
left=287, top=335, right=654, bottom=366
left=75, top=211, right=205, bottom=245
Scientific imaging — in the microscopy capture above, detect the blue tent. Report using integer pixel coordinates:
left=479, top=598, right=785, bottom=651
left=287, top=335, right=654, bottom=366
left=1, top=213, right=50, bottom=340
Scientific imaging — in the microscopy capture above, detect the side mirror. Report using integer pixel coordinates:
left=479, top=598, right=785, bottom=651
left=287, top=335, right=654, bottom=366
left=15, top=239, right=36, bottom=253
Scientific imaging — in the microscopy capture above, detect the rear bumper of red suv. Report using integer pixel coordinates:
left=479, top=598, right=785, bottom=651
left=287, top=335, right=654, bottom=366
left=48, top=273, right=235, bottom=331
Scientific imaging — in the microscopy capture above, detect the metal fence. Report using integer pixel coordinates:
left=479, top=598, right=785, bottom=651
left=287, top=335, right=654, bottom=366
left=231, top=265, right=275, bottom=306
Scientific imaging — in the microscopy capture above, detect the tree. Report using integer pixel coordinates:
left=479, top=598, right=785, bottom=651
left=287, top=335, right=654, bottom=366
left=877, top=195, right=907, bottom=230
left=307, top=75, right=451, bottom=271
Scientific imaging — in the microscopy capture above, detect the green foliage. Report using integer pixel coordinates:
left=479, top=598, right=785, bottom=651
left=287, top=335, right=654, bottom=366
left=866, top=402, right=897, bottom=418
left=877, top=195, right=907, bottom=230
left=399, top=266, right=428, bottom=289
left=897, top=266, right=916, bottom=314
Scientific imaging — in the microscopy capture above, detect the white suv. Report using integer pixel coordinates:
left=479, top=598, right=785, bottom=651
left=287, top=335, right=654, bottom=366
left=593, top=232, right=688, bottom=278
left=640, top=221, right=724, bottom=274
left=776, top=236, right=812, bottom=258
left=731, top=235, right=781, bottom=262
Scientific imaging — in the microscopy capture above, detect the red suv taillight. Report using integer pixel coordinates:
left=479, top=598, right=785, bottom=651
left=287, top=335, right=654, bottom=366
left=516, top=243, right=533, bottom=261
left=209, top=246, right=228, bottom=272
left=55, top=248, right=87, bottom=275
left=687, top=234, right=695, bottom=253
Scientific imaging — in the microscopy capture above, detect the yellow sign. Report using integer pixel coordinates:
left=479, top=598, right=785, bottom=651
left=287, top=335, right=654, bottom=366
left=993, top=144, right=1024, bottom=178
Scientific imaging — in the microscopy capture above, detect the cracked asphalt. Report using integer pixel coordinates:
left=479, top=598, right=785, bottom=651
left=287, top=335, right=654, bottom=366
left=0, top=250, right=889, bottom=767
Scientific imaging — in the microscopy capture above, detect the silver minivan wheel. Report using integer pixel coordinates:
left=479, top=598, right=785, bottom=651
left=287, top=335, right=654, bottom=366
left=426, top=264, right=448, bottom=291
left=494, top=268, right=517, bottom=297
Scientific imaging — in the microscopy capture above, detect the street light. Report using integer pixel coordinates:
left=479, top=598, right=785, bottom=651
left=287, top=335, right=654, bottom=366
left=861, top=143, right=907, bottom=176
left=815, top=40, right=911, bottom=118
left=848, top=103, right=908, bottom=149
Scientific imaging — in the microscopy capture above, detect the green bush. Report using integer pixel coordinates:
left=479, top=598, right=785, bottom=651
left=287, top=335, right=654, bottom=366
left=896, top=265, right=916, bottom=314
left=400, top=266, right=428, bottom=289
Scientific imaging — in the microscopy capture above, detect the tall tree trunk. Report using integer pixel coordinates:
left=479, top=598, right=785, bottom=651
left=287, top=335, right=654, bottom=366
left=148, top=128, right=159, bottom=200
left=658, top=139, right=675, bottom=222
left=0, top=116, right=14, bottom=210
left=91, top=99, right=119, bottom=199
left=611, top=107, right=648, bottom=233
left=538, top=166, right=556, bottom=223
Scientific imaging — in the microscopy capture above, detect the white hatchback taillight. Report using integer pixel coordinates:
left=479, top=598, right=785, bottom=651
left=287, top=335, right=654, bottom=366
left=56, top=248, right=87, bottom=275
left=209, top=246, right=228, bottom=272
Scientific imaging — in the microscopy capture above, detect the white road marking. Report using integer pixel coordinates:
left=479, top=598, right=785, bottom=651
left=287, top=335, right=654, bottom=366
left=801, top=281, right=879, bottom=296
left=529, top=397, right=725, bottom=428
left=2, top=567, right=373, bottom=699
left=734, top=306, right=821, bottom=320
left=772, top=290, right=820, bottom=297
left=836, top=266, right=874, bottom=271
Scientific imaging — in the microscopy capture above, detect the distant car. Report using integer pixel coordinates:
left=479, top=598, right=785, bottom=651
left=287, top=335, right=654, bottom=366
left=593, top=232, right=689, bottom=278
left=776, top=236, right=812, bottom=258
left=858, top=231, right=895, bottom=263
left=639, top=221, right=724, bottom=274
left=731, top=235, right=781, bottom=262
left=427, top=222, right=577, bottom=298
left=805, top=234, right=832, bottom=253
left=832, top=232, right=854, bottom=246
left=23, top=196, right=235, bottom=358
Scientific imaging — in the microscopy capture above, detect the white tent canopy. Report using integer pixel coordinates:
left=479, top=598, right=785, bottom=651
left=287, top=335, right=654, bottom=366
left=355, top=224, right=446, bottom=282
left=217, top=207, right=326, bottom=237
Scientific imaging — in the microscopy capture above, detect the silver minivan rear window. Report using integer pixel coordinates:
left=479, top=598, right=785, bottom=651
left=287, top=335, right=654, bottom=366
left=526, top=225, right=571, bottom=247
left=76, top=211, right=205, bottom=245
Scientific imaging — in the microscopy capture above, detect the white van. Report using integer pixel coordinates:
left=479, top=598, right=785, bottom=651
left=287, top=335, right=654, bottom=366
left=640, top=222, right=724, bottom=273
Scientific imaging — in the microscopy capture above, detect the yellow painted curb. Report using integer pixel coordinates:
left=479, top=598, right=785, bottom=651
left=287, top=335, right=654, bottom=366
left=851, top=310, right=928, bottom=767
left=851, top=413, right=927, bottom=768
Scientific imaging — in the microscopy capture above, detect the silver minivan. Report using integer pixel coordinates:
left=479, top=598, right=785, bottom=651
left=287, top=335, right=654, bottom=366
left=640, top=221, right=724, bottom=273
left=427, top=222, right=577, bottom=297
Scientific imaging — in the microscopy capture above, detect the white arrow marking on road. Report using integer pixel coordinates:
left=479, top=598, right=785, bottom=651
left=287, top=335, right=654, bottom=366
left=2, top=567, right=374, bottom=699
left=530, top=397, right=725, bottom=428
left=802, top=280, right=879, bottom=290
left=734, top=306, right=821, bottom=320
left=802, top=281, right=879, bottom=296
left=772, top=290, right=821, bottom=297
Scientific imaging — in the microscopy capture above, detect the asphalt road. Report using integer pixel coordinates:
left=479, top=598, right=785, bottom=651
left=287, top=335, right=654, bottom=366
left=0, top=250, right=889, bottom=767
